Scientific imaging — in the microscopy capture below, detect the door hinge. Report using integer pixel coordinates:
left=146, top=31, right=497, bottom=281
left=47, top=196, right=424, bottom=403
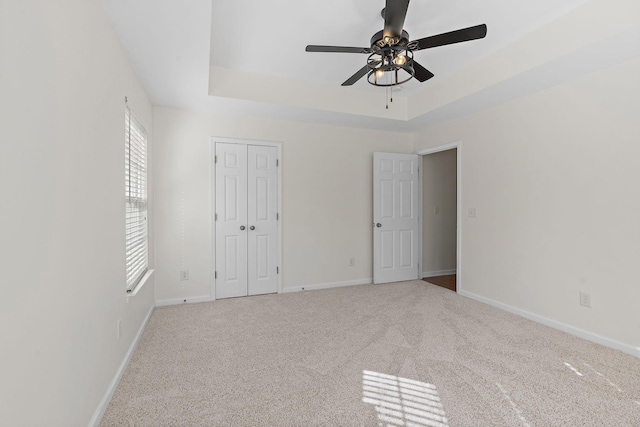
left=215, top=155, right=217, bottom=164
left=276, top=213, right=279, bottom=220
left=276, top=159, right=279, bottom=167
left=215, top=271, right=217, bottom=279
left=215, top=213, right=218, bottom=221
left=277, top=267, right=279, bottom=274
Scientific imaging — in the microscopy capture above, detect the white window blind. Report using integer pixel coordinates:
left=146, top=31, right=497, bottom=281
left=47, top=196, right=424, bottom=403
left=125, top=104, right=148, bottom=291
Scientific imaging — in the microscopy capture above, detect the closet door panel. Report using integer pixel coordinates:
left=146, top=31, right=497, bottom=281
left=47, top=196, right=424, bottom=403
left=247, top=145, right=278, bottom=296
left=215, top=143, right=248, bottom=299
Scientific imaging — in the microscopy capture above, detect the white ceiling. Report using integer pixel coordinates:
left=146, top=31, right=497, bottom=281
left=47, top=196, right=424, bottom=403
left=99, top=0, right=639, bottom=131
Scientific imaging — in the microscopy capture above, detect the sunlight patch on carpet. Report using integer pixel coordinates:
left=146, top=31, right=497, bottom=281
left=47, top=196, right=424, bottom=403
left=362, top=370, right=449, bottom=427
left=496, top=382, right=531, bottom=427
left=564, top=362, right=583, bottom=376
left=582, top=362, right=623, bottom=392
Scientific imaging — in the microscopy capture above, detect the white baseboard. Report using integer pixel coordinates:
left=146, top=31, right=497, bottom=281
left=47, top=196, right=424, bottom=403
left=422, top=269, right=456, bottom=278
left=281, top=278, right=372, bottom=293
left=89, top=304, right=155, bottom=427
left=155, top=295, right=212, bottom=307
left=157, top=280, right=373, bottom=302
left=458, top=289, right=639, bottom=359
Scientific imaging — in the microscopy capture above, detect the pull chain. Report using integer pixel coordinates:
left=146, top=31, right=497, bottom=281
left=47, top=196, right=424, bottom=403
left=385, top=88, right=394, bottom=109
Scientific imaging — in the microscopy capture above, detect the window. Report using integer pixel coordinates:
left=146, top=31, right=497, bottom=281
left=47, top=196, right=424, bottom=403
left=125, top=104, right=148, bottom=292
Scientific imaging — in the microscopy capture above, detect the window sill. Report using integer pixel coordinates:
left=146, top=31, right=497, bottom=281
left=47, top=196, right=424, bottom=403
left=127, top=269, right=154, bottom=296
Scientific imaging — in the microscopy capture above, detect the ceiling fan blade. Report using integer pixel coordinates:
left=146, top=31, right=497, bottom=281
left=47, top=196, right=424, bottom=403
left=306, top=45, right=371, bottom=54
left=341, top=61, right=380, bottom=86
left=341, top=65, right=370, bottom=86
left=384, top=0, right=410, bottom=38
left=411, top=60, right=435, bottom=82
left=412, top=24, right=487, bottom=51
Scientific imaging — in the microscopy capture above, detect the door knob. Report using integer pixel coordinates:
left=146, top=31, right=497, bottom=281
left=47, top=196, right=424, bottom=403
left=240, top=225, right=245, bottom=231
left=376, top=223, right=382, bottom=227
left=250, top=226, right=255, bottom=230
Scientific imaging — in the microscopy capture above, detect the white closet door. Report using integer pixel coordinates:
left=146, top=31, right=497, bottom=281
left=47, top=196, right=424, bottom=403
left=373, top=152, right=420, bottom=284
left=247, top=145, right=278, bottom=296
left=215, top=142, right=279, bottom=299
left=215, top=143, right=249, bottom=299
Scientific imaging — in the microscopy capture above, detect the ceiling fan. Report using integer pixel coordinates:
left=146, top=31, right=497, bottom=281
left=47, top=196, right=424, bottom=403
left=305, top=0, right=487, bottom=87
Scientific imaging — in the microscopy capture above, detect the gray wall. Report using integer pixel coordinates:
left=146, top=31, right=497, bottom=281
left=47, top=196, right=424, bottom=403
left=422, top=150, right=457, bottom=276
left=0, top=1, right=155, bottom=425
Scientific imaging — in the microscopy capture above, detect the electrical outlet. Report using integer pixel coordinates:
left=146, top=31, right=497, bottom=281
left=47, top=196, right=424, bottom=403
left=180, top=270, right=189, bottom=281
left=433, top=206, right=440, bottom=215
left=349, top=257, right=355, bottom=267
left=580, top=291, right=591, bottom=308
left=468, top=208, right=477, bottom=218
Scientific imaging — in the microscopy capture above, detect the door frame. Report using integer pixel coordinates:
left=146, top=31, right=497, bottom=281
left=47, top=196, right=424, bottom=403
left=415, top=141, right=462, bottom=293
left=210, top=137, right=283, bottom=300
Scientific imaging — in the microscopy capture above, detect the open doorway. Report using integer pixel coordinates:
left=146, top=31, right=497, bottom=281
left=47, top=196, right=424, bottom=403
left=418, top=146, right=459, bottom=292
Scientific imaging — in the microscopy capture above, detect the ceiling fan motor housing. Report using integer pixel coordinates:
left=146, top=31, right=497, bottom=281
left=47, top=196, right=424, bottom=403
left=370, top=29, right=410, bottom=50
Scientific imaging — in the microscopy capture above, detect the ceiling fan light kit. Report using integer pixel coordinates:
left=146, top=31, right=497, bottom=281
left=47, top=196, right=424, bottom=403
left=365, top=30, right=416, bottom=87
left=367, top=55, right=414, bottom=87
left=305, top=0, right=487, bottom=91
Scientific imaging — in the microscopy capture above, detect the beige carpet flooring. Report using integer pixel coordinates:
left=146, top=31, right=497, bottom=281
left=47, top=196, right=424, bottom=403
left=101, top=281, right=640, bottom=426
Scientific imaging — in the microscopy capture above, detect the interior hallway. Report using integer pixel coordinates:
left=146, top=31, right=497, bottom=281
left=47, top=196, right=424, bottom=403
left=423, top=274, right=456, bottom=292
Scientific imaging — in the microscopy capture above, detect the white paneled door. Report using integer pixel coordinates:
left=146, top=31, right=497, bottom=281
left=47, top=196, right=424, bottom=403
left=246, top=145, right=279, bottom=296
left=215, top=143, right=278, bottom=299
left=373, top=152, right=420, bottom=284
